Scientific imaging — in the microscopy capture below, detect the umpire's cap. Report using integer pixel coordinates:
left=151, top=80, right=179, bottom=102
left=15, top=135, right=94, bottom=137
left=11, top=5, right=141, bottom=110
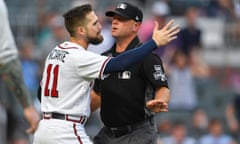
left=105, top=2, right=143, bottom=22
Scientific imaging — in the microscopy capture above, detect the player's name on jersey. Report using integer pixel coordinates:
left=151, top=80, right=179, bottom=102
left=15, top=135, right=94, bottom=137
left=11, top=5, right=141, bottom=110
left=48, top=49, right=69, bottom=63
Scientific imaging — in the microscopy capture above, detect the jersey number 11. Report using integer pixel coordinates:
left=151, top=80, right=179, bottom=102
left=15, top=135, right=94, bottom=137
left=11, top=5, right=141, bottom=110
left=44, top=64, right=59, bottom=97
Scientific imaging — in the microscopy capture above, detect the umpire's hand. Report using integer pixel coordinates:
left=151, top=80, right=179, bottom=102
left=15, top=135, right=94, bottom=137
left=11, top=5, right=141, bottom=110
left=146, top=100, right=168, bottom=112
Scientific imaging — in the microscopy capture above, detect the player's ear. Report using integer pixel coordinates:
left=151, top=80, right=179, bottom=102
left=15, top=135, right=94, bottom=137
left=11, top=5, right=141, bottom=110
left=77, top=26, right=86, bottom=36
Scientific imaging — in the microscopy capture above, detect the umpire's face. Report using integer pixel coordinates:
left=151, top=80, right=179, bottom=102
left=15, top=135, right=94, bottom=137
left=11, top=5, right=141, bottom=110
left=84, top=11, right=104, bottom=45
left=111, top=14, right=141, bottom=39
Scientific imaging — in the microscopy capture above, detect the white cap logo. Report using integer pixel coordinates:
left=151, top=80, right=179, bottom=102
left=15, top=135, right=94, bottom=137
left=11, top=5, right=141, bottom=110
left=117, top=3, right=127, bottom=9
left=136, top=16, right=139, bottom=21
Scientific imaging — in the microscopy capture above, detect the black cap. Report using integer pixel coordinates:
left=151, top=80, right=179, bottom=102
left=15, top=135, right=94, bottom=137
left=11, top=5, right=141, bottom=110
left=105, top=2, right=143, bottom=22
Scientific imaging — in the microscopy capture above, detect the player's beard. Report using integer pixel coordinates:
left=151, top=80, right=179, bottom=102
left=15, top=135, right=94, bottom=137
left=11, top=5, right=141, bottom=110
left=87, top=33, right=104, bottom=45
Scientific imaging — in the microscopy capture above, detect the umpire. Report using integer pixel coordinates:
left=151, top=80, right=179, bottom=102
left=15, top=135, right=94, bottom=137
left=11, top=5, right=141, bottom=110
left=92, top=2, right=170, bottom=144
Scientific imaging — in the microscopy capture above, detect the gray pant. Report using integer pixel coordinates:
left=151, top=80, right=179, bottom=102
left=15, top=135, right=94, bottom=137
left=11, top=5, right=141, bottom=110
left=93, top=122, right=157, bottom=144
left=0, top=103, right=7, bottom=144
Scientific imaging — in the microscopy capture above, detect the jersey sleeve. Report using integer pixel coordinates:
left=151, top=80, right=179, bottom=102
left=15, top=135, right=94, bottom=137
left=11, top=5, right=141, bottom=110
left=73, top=51, right=111, bottom=80
left=143, top=54, right=168, bottom=89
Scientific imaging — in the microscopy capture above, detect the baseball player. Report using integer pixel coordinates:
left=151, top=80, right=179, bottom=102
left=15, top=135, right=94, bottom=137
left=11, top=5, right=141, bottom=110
left=0, top=0, right=40, bottom=143
left=33, top=4, right=179, bottom=144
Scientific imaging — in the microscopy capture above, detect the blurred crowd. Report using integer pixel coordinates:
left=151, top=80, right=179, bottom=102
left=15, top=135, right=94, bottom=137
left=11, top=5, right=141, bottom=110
left=1, top=0, right=240, bottom=143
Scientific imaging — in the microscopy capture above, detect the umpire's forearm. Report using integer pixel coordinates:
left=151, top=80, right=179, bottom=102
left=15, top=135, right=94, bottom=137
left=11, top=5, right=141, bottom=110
left=155, top=87, right=170, bottom=103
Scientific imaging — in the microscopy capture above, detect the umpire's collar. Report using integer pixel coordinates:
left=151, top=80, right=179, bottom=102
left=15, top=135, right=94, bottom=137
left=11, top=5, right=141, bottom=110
left=111, top=36, right=141, bottom=56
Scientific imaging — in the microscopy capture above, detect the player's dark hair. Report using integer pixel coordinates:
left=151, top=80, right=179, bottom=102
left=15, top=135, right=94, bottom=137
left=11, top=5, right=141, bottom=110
left=63, top=4, right=93, bottom=37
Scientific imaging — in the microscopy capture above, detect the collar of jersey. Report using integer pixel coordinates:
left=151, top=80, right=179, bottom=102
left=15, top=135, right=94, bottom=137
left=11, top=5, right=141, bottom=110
left=58, top=41, right=85, bottom=50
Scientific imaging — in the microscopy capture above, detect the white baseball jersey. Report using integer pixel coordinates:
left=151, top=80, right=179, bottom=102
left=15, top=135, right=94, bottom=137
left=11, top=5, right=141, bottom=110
left=41, top=41, right=110, bottom=117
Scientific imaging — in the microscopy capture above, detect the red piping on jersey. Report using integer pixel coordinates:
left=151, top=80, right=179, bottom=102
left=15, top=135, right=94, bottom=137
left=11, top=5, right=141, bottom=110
left=66, top=114, right=86, bottom=123
left=99, top=57, right=111, bottom=79
left=73, top=123, right=83, bottom=144
left=58, top=44, right=78, bottom=49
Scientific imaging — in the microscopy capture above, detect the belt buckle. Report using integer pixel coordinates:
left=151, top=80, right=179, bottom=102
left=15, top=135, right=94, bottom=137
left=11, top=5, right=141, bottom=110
left=109, top=128, right=118, bottom=137
left=43, top=112, right=52, bottom=119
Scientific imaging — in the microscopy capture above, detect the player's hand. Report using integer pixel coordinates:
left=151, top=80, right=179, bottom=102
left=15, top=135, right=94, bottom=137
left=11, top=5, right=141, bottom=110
left=146, top=99, right=168, bottom=112
left=152, top=19, right=180, bottom=47
left=24, top=105, right=40, bottom=133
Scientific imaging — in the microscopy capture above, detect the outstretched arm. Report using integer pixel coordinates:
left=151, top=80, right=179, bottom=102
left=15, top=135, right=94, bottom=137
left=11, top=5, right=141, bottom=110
left=104, top=20, right=179, bottom=74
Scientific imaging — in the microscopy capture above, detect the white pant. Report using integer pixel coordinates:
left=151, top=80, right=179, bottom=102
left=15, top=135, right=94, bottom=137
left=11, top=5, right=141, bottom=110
left=33, top=119, right=92, bottom=144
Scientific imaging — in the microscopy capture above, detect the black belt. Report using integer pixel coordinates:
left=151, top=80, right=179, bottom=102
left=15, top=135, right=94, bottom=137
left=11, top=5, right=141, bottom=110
left=43, top=112, right=87, bottom=124
left=105, top=118, right=154, bottom=137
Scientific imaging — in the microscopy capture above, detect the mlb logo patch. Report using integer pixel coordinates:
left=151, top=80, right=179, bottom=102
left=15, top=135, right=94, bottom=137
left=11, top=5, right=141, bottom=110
left=117, top=3, right=127, bottom=9
left=118, top=71, right=131, bottom=79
